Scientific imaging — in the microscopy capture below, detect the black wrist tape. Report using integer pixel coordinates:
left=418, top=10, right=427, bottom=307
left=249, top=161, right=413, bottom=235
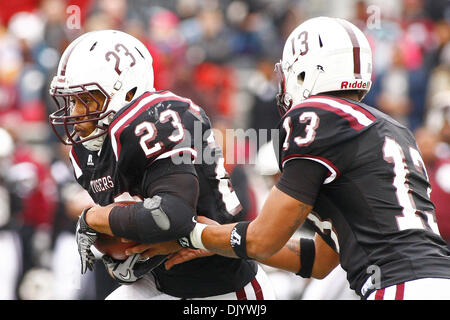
left=296, top=238, right=315, bottom=278
left=230, top=221, right=252, bottom=260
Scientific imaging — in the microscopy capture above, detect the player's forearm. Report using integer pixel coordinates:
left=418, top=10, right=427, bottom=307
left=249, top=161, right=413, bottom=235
left=199, top=219, right=285, bottom=260
left=311, top=233, right=340, bottom=279
left=196, top=189, right=309, bottom=261
left=201, top=223, right=240, bottom=258
left=85, top=205, right=114, bottom=235
left=257, top=235, right=339, bottom=279
left=257, top=238, right=301, bottom=273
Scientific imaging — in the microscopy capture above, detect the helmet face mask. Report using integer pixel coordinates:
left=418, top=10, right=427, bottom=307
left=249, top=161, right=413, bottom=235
left=49, top=30, right=155, bottom=151
left=274, top=61, right=292, bottom=116
left=49, top=83, right=111, bottom=146
left=275, top=17, right=373, bottom=116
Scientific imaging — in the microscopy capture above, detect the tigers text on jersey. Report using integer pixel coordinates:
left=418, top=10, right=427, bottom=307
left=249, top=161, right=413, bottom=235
left=278, top=95, right=450, bottom=298
left=69, top=90, right=256, bottom=298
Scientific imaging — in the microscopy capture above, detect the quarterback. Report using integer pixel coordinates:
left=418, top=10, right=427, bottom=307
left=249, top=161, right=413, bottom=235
left=141, top=17, right=450, bottom=300
left=48, top=30, right=275, bottom=299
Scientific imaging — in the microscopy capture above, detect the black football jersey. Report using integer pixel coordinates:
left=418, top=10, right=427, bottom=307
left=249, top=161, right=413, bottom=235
left=69, top=90, right=256, bottom=298
left=278, top=95, right=450, bottom=298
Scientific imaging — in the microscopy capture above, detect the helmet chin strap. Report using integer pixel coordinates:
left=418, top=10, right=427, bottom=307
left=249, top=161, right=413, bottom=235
left=302, top=65, right=324, bottom=99
left=82, top=127, right=106, bottom=151
left=81, top=108, right=116, bottom=151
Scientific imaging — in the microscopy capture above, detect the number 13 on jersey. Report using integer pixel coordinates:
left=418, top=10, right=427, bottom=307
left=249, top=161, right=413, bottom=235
left=282, top=111, right=441, bottom=235
left=383, top=137, right=440, bottom=234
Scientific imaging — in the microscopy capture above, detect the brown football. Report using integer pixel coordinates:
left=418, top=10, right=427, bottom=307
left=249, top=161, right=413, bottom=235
left=93, top=201, right=140, bottom=260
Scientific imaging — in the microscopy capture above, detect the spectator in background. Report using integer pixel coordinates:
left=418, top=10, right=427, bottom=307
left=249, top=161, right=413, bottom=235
left=97, top=0, right=127, bottom=29
left=145, top=7, right=186, bottom=91
left=415, top=126, right=450, bottom=246
left=7, top=134, right=58, bottom=299
left=246, top=57, right=280, bottom=148
left=424, top=20, right=450, bottom=126
left=423, top=18, right=450, bottom=76
left=419, top=92, right=450, bottom=245
left=0, top=23, right=21, bottom=125
left=3, top=12, right=59, bottom=281
left=425, top=91, right=450, bottom=157
left=8, top=12, right=48, bottom=126
left=41, top=0, right=72, bottom=51
left=49, top=143, right=118, bottom=300
left=372, top=41, right=428, bottom=132
left=0, top=127, right=23, bottom=300
left=172, top=5, right=237, bottom=120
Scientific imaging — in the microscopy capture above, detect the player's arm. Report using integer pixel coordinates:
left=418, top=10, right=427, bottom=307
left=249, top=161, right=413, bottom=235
left=162, top=218, right=339, bottom=279
left=258, top=233, right=339, bottom=279
left=85, top=159, right=199, bottom=243
left=195, top=186, right=310, bottom=259
left=184, top=159, right=328, bottom=261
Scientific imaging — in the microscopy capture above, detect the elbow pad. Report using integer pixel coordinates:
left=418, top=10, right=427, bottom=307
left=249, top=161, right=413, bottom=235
left=109, top=193, right=196, bottom=243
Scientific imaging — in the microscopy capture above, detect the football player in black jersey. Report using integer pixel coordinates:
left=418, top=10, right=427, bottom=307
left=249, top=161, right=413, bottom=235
left=48, top=30, right=276, bottom=299
left=147, top=17, right=450, bottom=300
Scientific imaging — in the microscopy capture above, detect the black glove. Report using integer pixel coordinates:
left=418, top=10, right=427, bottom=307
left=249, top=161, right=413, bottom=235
left=102, top=254, right=169, bottom=285
left=76, top=208, right=98, bottom=274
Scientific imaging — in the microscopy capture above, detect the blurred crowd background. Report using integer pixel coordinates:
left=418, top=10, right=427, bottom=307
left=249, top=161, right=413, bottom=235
left=0, top=0, right=449, bottom=300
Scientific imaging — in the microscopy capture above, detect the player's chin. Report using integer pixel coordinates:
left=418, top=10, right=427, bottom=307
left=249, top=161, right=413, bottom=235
left=74, top=125, right=92, bottom=138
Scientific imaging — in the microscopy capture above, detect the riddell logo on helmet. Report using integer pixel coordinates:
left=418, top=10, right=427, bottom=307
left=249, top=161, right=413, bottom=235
left=340, top=81, right=370, bottom=89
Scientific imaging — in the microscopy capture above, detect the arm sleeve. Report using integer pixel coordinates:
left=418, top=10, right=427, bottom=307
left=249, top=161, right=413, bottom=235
left=276, top=159, right=328, bottom=206
left=142, top=158, right=199, bottom=209
left=108, top=159, right=199, bottom=242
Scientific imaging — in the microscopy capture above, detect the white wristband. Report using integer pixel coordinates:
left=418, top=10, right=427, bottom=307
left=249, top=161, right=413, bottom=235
left=190, top=223, right=207, bottom=249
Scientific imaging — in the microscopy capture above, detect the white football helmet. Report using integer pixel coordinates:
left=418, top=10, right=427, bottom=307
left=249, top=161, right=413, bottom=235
left=275, top=17, right=373, bottom=115
left=49, top=30, right=155, bottom=151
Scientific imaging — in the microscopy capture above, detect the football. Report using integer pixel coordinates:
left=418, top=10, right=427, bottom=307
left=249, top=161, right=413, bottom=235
left=93, top=200, right=140, bottom=260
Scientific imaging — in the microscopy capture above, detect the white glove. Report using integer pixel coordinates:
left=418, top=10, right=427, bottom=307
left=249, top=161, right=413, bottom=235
left=75, top=208, right=97, bottom=274
left=102, top=254, right=168, bottom=285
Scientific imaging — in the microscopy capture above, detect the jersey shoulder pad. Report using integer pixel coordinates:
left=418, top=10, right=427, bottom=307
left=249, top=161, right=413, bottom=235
left=69, top=146, right=84, bottom=179
left=284, top=95, right=376, bottom=141
left=279, top=96, right=377, bottom=181
left=108, top=91, right=200, bottom=168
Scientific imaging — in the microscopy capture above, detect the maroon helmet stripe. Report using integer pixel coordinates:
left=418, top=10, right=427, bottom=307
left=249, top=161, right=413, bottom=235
left=60, top=38, right=85, bottom=76
left=336, top=19, right=362, bottom=79
left=60, top=45, right=75, bottom=76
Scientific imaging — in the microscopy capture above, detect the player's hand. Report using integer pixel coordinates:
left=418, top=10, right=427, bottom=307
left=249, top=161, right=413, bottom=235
left=76, top=208, right=98, bottom=274
left=125, top=240, right=181, bottom=258
left=103, top=254, right=168, bottom=284
left=177, top=215, right=220, bottom=249
left=196, top=215, right=219, bottom=225
left=102, top=254, right=142, bottom=284
left=164, top=248, right=214, bottom=270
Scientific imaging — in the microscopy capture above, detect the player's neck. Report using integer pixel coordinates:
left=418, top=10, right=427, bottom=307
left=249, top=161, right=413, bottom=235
left=320, top=91, right=361, bottom=102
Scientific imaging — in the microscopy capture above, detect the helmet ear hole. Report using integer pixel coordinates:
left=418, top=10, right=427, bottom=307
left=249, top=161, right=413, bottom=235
left=298, top=72, right=305, bottom=85
left=126, top=87, right=137, bottom=102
